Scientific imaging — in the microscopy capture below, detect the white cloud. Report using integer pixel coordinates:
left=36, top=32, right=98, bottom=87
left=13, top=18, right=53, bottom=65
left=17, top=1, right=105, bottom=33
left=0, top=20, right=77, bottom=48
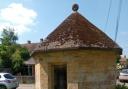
left=0, top=3, right=37, bottom=35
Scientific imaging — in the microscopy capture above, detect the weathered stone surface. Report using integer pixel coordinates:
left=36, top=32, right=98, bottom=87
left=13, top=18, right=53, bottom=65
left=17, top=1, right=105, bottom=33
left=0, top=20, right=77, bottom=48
left=33, top=12, right=121, bottom=52
left=33, top=50, right=118, bottom=89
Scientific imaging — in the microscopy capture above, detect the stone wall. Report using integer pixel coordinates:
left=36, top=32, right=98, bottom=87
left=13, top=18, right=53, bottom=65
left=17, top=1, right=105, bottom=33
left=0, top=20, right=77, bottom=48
left=33, top=49, right=118, bottom=89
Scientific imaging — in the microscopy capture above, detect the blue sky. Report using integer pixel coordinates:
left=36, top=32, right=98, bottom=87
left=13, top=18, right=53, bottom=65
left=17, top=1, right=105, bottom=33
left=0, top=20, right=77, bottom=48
left=0, top=0, right=128, bottom=56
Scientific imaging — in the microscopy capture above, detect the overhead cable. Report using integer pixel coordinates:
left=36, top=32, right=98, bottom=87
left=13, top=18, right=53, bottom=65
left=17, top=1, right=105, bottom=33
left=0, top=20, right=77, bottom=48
left=104, top=0, right=112, bottom=32
left=115, top=0, right=123, bottom=42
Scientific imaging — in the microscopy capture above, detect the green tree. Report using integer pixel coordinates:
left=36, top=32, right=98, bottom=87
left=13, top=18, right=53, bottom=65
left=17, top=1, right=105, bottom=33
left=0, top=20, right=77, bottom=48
left=116, top=55, right=120, bottom=64
left=0, top=28, right=30, bottom=73
left=12, top=49, right=23, bottom=73
left=1, top=28, right=18, bottom=45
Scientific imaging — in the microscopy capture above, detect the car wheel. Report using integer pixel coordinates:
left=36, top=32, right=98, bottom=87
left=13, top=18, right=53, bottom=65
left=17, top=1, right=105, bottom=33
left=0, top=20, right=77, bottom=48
left=0, top=85, right=7, bottom=89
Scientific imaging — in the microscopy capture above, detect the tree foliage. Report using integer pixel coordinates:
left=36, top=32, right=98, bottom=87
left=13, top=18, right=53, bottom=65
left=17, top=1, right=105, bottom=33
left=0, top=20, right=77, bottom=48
left=116, top=84, right=128, bottom=89
left=116, top=55, right=121, bottom=64
left=1, top=28, right=18, bottom=45
left=0, top=28, right=30, bottom=73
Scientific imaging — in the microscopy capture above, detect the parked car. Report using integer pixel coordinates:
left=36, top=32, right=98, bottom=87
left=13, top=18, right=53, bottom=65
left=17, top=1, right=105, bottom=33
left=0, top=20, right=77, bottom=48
left=0, top=73, right=19, bottom=89
left=119, top=69, right=128, bottom=83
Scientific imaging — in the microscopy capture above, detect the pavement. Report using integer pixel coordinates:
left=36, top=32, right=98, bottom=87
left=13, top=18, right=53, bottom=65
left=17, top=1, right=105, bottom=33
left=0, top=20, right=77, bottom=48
left=17, top=80, right=128, bottom=89
left=17, top=84, right=35, bottom=89
left=116, top=79, right=128, bottom=87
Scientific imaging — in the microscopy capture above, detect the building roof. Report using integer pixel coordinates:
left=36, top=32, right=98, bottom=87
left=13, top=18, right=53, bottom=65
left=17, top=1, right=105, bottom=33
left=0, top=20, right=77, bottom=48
left=33, top=5, right=121, bottom=53
left=21, top=42, right=39, bottom=65
left=24, top=57, right=36, bottom=65
left=120, top=55, right=127, bottom=62
left=22, top=42, right=39, bottom=53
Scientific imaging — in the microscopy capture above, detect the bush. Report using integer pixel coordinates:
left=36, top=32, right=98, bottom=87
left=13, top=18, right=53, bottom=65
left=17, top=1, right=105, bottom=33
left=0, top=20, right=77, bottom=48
left=116, top=84, right=128, bottom=89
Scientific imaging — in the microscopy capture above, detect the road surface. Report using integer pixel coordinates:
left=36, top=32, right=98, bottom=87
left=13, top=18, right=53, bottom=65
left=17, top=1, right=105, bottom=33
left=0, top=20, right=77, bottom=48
left=17, top=84, right=35, bottom=89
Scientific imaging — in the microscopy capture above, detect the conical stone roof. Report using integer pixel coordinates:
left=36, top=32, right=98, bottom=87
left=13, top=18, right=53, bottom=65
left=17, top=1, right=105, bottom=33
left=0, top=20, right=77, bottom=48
left=33, top=7, right=121, bottom=53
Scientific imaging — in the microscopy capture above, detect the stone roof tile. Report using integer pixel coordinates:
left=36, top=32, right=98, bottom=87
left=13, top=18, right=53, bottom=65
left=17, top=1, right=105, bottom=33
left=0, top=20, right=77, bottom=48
left=34, top=12, right=121, bottom=52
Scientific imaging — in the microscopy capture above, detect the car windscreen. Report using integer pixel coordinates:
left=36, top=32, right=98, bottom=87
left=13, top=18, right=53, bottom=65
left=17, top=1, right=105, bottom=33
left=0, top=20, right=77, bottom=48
left=4, top=74, right=15, bottom=79
left=121, top=69, right=128, bottom=74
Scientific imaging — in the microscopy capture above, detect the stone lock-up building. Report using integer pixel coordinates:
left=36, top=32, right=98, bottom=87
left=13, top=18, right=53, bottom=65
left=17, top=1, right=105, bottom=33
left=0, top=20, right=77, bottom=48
left=32, top=4, right=122, bottom=89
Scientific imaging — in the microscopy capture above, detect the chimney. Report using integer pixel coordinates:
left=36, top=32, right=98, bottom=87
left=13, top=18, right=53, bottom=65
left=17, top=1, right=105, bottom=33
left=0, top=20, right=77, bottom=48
left=40, top=38, right=43, bottom=42
left=27, top=40, right=31, bottom=44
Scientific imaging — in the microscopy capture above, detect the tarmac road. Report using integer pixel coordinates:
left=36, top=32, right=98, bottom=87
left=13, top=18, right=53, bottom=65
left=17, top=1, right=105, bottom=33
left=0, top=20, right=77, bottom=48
left=17, top=84, right=35, bottom=89
left=17, top=80, right=128, bottom=89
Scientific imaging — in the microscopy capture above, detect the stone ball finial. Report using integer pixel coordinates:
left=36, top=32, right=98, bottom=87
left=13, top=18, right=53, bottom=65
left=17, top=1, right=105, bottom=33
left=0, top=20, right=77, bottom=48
left=72, top=4, right=79, bottom=12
